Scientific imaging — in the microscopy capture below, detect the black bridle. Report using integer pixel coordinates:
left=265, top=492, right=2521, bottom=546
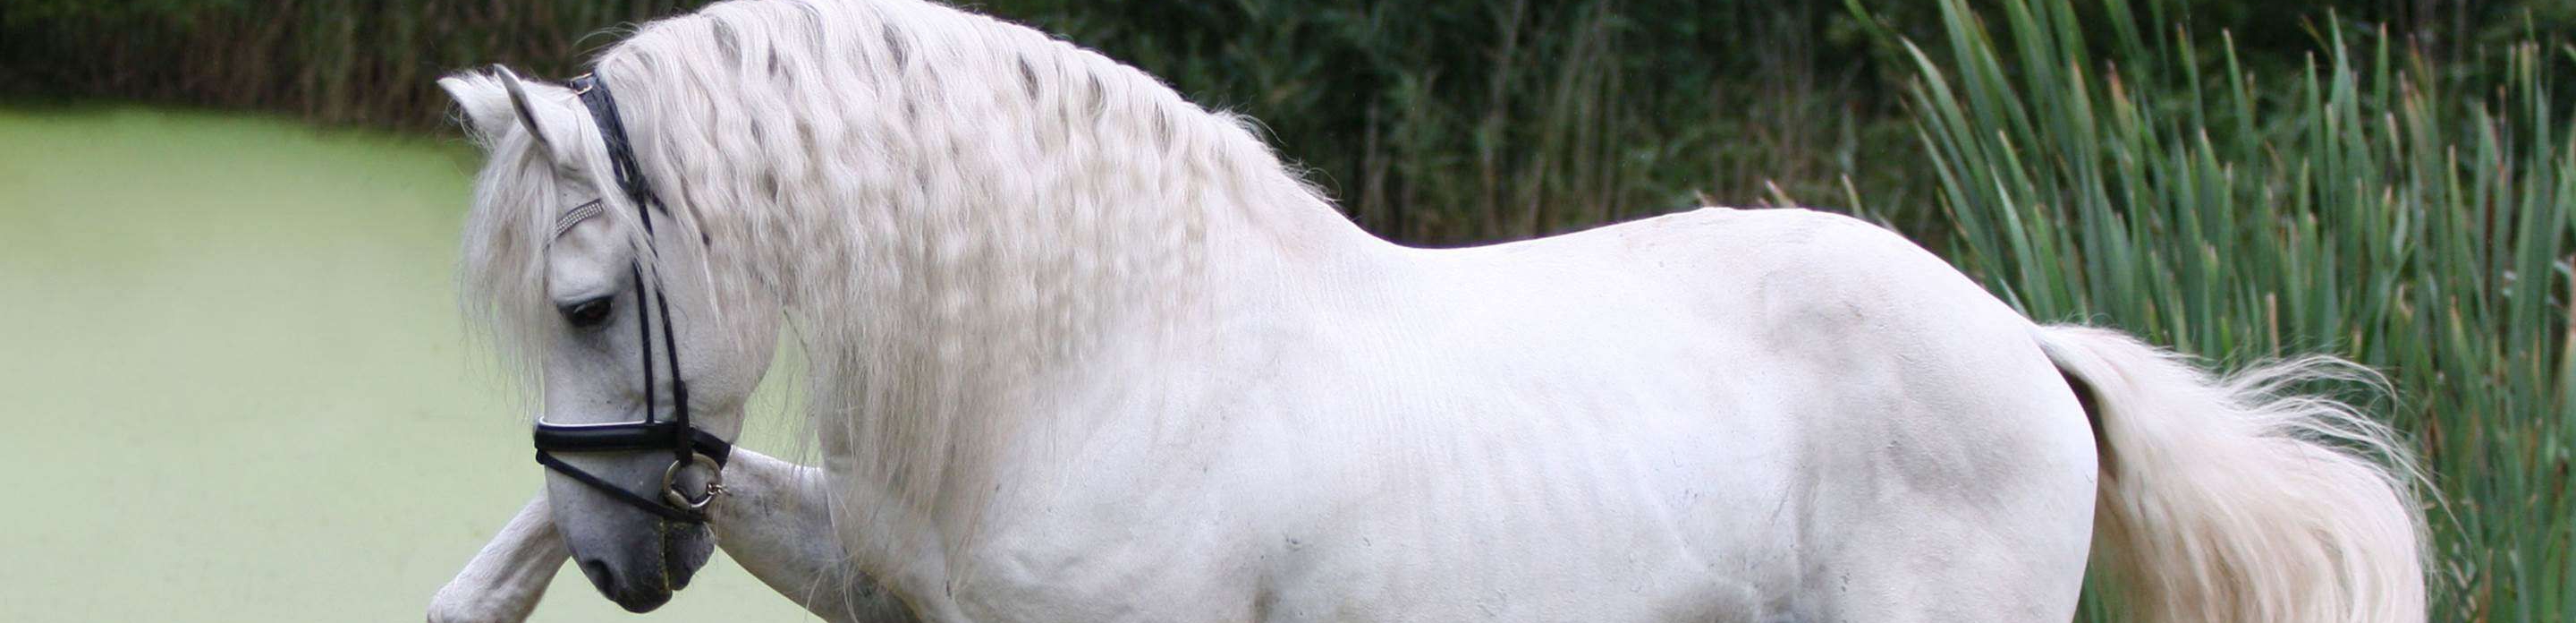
left=530, top=71, right=732, bottom=524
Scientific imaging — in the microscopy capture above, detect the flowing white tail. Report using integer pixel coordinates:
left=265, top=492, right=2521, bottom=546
left=2038, top=325, right=2428, bottom=623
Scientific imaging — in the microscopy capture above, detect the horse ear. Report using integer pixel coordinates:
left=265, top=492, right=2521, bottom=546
left=436, top=65, right=563, bottom=162
left=491, top=66, right=563, bottom=161
left=438, top=69, right=515, bottom=141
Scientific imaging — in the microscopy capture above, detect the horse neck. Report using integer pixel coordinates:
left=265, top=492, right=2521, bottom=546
left=597, top=0, right=1393, bottom=550
left=751, top=86, right=1383, bottom=533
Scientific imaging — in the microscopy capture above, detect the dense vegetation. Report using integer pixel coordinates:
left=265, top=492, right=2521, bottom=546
left=10, top=0, right=2561, bottom=242
left=1894, top=1, right=2572, bottom=619
left=6, top=0, right=2569, bottom=618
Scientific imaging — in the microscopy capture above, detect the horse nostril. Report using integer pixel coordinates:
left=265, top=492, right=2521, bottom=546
left=579, top=557, right=617, bottom=595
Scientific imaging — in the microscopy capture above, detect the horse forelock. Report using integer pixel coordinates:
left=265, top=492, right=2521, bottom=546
left=453, top=103, right=576, bottom=401
left=543, top=0, right=1347, bottom=563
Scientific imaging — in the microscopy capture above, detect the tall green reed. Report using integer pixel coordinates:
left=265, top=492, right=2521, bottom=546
left=1877, top=0, right=2574, bottom=618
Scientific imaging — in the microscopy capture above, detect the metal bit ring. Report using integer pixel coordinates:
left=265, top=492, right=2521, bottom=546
left=661, top=453, right=725, bottom=510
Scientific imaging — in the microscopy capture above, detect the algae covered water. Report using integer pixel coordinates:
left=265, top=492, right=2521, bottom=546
left=0, top=107, right=813, bottom=621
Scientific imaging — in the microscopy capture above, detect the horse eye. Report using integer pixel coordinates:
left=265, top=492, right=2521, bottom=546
left=560, top=296, right=614, bottom=328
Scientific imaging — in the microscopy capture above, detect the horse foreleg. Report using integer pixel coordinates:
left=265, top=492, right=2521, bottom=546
left=428, top=495, right=566, bottom=623
left=716, top=449, right=919, bottom=623
left=425, top=449, right=915, bottom=623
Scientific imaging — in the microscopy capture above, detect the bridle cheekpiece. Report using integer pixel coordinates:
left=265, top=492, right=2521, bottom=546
left=530, top=70, right=733, bottom=525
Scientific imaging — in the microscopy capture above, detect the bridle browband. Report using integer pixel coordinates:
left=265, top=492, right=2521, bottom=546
left=530, top=70, right=732, bottom=525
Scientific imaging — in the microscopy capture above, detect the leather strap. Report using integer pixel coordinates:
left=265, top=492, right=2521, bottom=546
left=531, top=421, right=733, bottom=465
left=536, top=450, right=708, bottom=523
left=530, top=71, right=731, bottom=525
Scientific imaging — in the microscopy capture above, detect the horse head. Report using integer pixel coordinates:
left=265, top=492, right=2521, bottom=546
left=439, top=65, right=784, bottom=612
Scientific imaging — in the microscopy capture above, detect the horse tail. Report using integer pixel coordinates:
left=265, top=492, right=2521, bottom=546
left=2034, top=325, right=2427, bottom=623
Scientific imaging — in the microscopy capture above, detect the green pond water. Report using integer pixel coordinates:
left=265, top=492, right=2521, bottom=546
left=2, top=107, right=817, bottom=621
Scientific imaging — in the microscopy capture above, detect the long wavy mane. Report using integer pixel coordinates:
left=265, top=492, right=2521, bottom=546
left=459, top=0, right=1359, bottom=572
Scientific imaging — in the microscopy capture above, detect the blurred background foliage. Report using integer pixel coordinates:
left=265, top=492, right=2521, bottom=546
left=10, top=0, right=2567, bottom=243
left=1888, top=1, right=2574, bottom=619
left=6, top=0, right=2572, bottom=619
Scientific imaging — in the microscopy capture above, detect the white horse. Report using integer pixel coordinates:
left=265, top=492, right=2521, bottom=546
left=436, top=0, right=2428, bottom=620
